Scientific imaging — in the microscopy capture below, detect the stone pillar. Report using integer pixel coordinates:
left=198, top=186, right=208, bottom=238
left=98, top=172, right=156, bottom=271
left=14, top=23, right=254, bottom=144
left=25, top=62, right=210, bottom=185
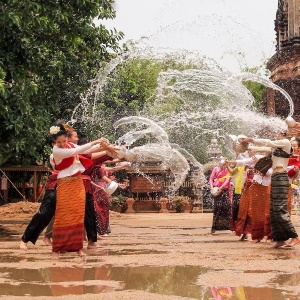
left=125, top=197, right=135, bottom=213
left=294, top=0, right=299, bottom=36
left=266, top=89, right=276, bottom=116
left=159, top=197, right=169, bottom=213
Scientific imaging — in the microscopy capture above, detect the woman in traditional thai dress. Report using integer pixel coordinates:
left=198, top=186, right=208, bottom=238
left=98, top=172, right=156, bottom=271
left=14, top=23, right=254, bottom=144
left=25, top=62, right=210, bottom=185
left=50, top=125, right=103, bottom=259
left=226, top=164, right=245, bottom=232
left=92, top=164, right=128, bottom=236
left=243, top=132, right=300, bottom=248
left=209, top=160, right=231, bottom=234
left=227, top=156, right=255, bottom=241
left=227, top=149, right=272, bottom=242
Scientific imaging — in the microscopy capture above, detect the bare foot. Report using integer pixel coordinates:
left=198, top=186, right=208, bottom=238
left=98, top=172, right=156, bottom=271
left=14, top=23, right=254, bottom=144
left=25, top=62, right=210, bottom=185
left=52, top=252, right=60, bottom=260
left=19, top=240, right=28, bottom=251
left=240, top=234, right=248, bottom=241
left=87, top=241, right=97, bottom=249
left=288, top=237, right=300, bottom=247
left=77, top=249, right=86, bottom=257
left=43, top=236, right=52, bottom=246
left=273, top=241, right=286, bottom=248
left=260, top=236, right=268, bottom=243
left=251, top=239, right=260, bottom=243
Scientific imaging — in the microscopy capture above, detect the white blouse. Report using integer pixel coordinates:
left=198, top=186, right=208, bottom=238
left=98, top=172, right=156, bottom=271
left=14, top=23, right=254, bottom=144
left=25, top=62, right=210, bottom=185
left=253, top=138, right=291, bottom=171
left=235, top=155, right=272, bottom=186
left=53, top=142, right=95, bottom=179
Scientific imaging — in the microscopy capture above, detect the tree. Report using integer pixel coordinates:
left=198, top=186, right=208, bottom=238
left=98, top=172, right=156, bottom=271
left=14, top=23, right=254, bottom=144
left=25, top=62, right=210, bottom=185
left=0, top=0, right=123, bottom=165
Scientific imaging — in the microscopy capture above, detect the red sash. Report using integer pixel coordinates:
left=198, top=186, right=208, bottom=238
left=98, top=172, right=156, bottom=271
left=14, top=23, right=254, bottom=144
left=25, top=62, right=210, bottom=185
left=54, top=143, right=94, bottom=171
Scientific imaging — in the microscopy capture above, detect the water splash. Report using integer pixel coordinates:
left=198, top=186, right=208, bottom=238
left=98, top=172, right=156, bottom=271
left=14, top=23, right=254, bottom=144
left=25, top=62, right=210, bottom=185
left=69, top=45, right=293, bottom=192
left=114, top=116, right=169, bottom=145
left=128, top=143, right=190, bottom=193
left=235, top=73, right=294, bottom=116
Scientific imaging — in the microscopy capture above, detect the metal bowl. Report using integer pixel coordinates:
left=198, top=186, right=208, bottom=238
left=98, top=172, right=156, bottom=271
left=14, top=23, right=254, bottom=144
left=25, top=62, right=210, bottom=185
left=104, top=181, right=119, bottom=195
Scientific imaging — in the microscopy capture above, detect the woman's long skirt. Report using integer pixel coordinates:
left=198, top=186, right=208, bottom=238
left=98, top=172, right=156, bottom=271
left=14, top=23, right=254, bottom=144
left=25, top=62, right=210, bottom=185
left=93, top=187, right=110, bottom=235
left=212, top=189, right=231, bottom=232
left=270, top=172, right=298, bottom=242
left=52, top=176, right=85, bottom=252
left=251, top=182, right=270, bottom=241
left=235, top=182, right=252, bottom=237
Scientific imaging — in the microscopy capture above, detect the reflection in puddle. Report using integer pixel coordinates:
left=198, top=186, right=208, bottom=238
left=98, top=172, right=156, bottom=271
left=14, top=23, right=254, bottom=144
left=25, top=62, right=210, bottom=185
left=208, top=286, right=294, bottom=300
left=0, top=265, right=297, bottom=299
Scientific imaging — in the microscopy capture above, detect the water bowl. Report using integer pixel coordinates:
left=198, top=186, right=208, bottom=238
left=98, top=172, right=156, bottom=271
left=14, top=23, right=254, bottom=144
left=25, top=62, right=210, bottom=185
left=105, top=181, right=119, bottom=195
left=286, top=116, right=297, bottom=128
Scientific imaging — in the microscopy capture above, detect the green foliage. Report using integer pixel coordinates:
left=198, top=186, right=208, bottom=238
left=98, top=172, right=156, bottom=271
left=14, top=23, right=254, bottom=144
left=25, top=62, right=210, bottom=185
left=242, top=80, right=267, bottom=108
left=87, top=58, right=163, bottom=140
left=0, top=0, right=123, bottom=165
left=242, top=66, right=268, bottom=109
left=105, top=58, right=163, bottom=112
left=110, top=194, right=127, bottom=212
left=171, top=196, right=190, bottom=213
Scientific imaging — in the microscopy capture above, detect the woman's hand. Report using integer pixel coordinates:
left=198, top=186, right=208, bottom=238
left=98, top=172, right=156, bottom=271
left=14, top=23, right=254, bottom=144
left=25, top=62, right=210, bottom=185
left=92, top=138, right=108, bottom=146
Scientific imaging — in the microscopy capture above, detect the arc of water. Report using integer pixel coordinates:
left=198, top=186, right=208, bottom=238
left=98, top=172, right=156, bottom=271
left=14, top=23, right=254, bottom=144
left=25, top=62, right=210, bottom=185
left=113, top=116, right=170, bottom=144
left=235, top=73, right=294, bottom=117
left=170, top=143, right=206, bottom=188
left=116, top=128, right=153, bottom=147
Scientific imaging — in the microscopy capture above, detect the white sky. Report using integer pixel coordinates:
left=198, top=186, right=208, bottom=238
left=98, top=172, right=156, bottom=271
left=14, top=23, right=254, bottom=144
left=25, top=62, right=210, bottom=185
left=96, top=0, right=278, bottom=72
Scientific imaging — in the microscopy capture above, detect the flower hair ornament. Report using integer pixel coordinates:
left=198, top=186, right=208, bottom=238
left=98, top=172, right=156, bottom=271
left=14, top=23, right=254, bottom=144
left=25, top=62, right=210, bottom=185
left=49, top=126, right=60, bottom=135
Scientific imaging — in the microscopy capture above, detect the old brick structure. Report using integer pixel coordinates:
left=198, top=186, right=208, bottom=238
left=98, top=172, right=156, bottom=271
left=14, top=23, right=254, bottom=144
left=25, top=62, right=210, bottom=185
left=266, top=0, right=300, bottom=120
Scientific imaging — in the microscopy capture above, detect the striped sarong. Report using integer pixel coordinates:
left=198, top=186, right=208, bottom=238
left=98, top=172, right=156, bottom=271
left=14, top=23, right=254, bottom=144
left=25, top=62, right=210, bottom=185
left=270, top=172, right=298, bottom=242
left=251, top=182, right=269, bottom=241
left=288, top=187, right=292, bottom=214
left=264, top=184, right=272, bottom=239
left=212, top=189, right=231, bottom=231
left=52, top=176, right=85, bottom=253
left=235, top=182, right=252, bottom=236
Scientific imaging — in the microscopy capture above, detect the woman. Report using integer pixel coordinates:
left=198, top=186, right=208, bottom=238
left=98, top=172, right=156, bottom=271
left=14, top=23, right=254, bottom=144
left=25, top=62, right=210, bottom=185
left=227, top=150, right=272, bottom=242
left=243, top=132, right=300, bottom=248
left=209, top=160, right=231, bottom=234
left=227, top=151, right=256, bottom=241
left=50, top=124, right=103, bottom=259
left=226, top=163, right=245, bottom=232
left=92, top=165, right=127, bottom=236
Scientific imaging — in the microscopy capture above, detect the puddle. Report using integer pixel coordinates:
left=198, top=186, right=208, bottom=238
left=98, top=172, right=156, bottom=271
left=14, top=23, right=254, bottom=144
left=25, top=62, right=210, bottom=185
left=0, top=265, right=297, bottom=299
left=271, top=271, right=300, bottom=287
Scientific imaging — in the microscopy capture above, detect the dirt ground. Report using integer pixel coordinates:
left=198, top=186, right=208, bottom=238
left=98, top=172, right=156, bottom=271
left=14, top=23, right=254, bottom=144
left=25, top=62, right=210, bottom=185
left=1, top=202, right=300, bottom=299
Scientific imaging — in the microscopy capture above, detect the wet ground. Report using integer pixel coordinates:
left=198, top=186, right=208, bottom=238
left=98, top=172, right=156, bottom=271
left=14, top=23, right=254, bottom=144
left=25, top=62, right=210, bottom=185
left=1, top=206, right=300, bottom=299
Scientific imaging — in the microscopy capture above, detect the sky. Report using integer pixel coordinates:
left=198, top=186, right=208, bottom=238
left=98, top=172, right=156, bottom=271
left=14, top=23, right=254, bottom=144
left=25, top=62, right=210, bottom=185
left=96, top=0, right=278, bottom=72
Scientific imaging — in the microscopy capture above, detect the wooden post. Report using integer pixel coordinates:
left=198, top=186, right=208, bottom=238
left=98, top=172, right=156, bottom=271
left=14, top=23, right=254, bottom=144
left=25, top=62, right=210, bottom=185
left=33, top=171, right=37, bottom=202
